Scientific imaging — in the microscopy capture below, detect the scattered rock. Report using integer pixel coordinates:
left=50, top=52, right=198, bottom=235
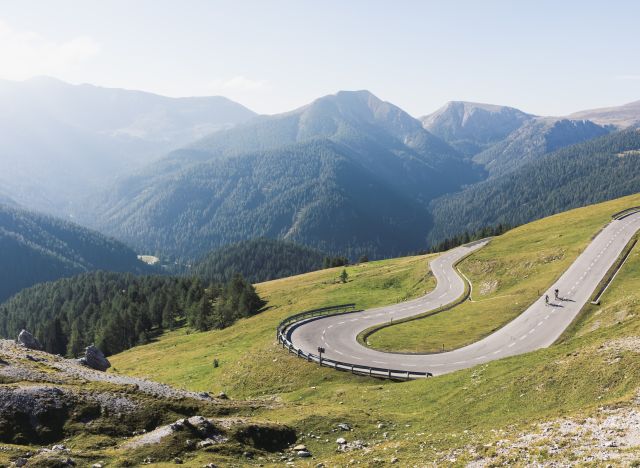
left=78, top=345, right=111, bottom=372
left=92, top=464, right=103, bottom=468
left=292, top=444, right=307, bottom=451
left=51, top=444, right=67, bottom=451
left=198, top=439, right=215, bottom=448
left=338, top=440, right=367, bottom=452
left=336, top=437, right=347, bottom=445
left=391, top=457, right=399, bottom=463
left=217, top=392, right=228, bottom=400
left=14, top=458, right=28, bottom=467
left=17, top=330, right=41, bottom=350
left=174, top=457, right=183, bottom=464
left=202, top=464, right=218, bottom=468
left=337, top=423, right=351, bottom=431
left=296, top=449, right=312, bottom=458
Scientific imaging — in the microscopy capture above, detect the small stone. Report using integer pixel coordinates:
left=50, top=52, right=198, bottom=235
left=14, top=458, right=28, bottom=467
left=337, top=423, right=351, bottom=431
left=92, top=464, right=104, bottom=468
left=202, top=464, right=218, bottom=468
left=377, top=423, right=384, bottom=429
left=296, top=450, right=312, bottom=458
left=174, top=457, right=183, bottom=464
left=243, top=451, right=253, bottom=459
left=391, top=457, right=399, bottom=463
left=292, top=444, right=307, bottom=451
left=51, top=444, right=67, bottom=451
left=217, top=392, right=228, bottom=400
left=63, top=458, right=76, bottom=466
left=336, top=437, right=347, bottom=444
left=198, top=439, right=215, bottom=448
left=316, top=464, right=325, bottom=468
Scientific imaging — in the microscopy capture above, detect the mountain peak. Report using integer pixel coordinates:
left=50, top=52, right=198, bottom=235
left=420, top=101, right=534, bottom=155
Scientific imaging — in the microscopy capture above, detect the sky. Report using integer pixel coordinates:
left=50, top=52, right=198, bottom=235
left=0, top=0, right=639, bottom=117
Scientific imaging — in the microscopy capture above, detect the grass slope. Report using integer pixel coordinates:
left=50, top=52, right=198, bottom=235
left=108, top=194, right=640, bottom=465
left=367, top=192, right=640, bottom=353
left=111, top=254, right=434, bottom=395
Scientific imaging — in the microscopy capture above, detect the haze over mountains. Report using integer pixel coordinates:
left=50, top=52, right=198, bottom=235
left=2, top=77, right=640, bottom=270
left=0, top=77, right=255, bottom=214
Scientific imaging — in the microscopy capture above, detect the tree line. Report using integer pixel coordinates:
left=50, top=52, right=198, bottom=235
left=0, top=271, right=264, bottom=357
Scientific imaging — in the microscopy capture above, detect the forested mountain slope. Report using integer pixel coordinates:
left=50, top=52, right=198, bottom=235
left=0, top=77, right=255, bottom=214
left=427, top=129, right=640, bottom=243
left=472, top=117, right=610, bottom=176
left=192, top=238, right=326, bottom=284
left=91, top=90, right=484, bottom=259
left=0, top=204, right=149, bottom=302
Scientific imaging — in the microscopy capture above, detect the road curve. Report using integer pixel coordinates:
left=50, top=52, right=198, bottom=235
left=289, top=212, right=640, bottom=376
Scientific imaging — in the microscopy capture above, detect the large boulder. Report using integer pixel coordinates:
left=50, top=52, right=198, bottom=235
left=17, top=329, right=42, bottom=350
left=78, top=345, right=111, bottom=372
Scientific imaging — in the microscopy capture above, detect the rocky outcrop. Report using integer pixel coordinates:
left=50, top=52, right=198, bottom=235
left=17, top=329, right=42, bottom=350
left=78, top=345, right=111, bottom=372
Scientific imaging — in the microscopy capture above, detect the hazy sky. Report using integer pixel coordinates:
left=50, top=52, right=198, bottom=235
left=1, top=0, right=639, bottom=116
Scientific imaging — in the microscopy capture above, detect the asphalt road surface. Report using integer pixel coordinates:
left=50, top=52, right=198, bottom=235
left=289, top=212, right=640, bottom=376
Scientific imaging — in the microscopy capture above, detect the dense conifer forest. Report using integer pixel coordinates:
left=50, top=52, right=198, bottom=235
left=192, top=238, right=326, bottom=283
left=0, top=271, right=264, bottom=356
left=428, top=129, right=640, bottom=242
left=0, top=203, right=150, bottom=302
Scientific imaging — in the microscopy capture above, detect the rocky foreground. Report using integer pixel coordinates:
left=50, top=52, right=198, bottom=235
left=0, top=340, right=297, bottom=467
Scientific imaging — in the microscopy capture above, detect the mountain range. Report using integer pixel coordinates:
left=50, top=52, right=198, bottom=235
left=569, top=100, right=640, bottom=128
left=0, top=77, right=255, bottom=214
left=2, top=77, right=640, bottom=268
left=87, top=90, right=484, bottom=258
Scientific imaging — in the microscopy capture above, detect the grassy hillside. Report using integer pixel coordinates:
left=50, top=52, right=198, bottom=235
left=111, top=254, right=435, bottom=394
left=108, top=194, right=640, bottom=466
left=367, top=192, right=640, bottom=352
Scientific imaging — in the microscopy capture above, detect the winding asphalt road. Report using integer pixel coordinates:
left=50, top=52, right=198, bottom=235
left=289, top=212, right=640, bottom=376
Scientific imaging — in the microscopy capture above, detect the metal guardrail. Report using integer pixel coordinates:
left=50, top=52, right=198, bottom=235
left=612, top=206, right=640, bottom=220
left=276, top=304, right=433, bottom=380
